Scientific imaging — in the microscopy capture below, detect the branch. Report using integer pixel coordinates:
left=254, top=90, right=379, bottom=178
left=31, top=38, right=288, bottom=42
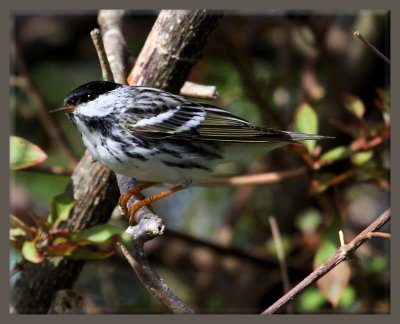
left=127, top=10, right=222, bottom=93
left=262, top=208, right=391, bottom=314
left=118, top=242, right=193, bottom=314
left=198, top=166, right=307, bottom=186
left=353, top=31, right=390, bottom=65
left=90, top=29, right=114, bottom=82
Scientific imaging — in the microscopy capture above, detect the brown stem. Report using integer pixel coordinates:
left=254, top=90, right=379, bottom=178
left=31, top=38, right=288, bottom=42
left=118, top=242, right=194, bottom=314
left=354, top=31, right=390, bottom=65
left=90, top=28, right=114, bottom=82
left=198, top=166, right=307, bottom=186
left=262, top=208, right=391, bottom=314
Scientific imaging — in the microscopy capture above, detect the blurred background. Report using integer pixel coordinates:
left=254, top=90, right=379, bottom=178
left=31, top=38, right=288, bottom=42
left=10, top=10, right=390, bottom=313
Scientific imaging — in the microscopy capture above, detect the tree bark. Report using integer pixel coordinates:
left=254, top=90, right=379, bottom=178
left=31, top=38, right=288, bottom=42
left=128, top=10, right=222, bottom=92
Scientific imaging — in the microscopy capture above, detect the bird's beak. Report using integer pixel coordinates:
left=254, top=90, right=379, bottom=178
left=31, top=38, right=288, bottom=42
left=49, top=105, right=76, bottom=114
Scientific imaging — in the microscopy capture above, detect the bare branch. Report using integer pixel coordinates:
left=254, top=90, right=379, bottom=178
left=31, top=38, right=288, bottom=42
left=354, top=31, right=390, bottom=65
left=90, top=29, right=114, bottom=82
left=118, top=242, right=194, bottom=314
left=198, top=166, right=307, bottom=186
left=262, top=208, right=391, bottom=314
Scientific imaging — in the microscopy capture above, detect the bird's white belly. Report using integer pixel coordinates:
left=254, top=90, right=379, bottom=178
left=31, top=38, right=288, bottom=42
left=82, top=131, right=214, bottom=184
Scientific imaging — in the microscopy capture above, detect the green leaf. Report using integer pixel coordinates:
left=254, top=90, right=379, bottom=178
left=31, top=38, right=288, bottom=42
left=49, top=193, right=76, bottom=224
left=338, top=285, right=356, bottom=308
left=294, top=103, right=318, bottom=153
left=320, top=146, right=351, bottom=164
left=343, top=94, right=365, bottom=119
left=351, top=150, right=374, bottom=166
left=22, top=241, right=45, bottom=263
left=298, top=287, right=327, bottom=311
left=10, top=136, right=47, bottom=170
left=74, top=225, right=125, bottom=244
left=295, top=208, right=322, bottom=232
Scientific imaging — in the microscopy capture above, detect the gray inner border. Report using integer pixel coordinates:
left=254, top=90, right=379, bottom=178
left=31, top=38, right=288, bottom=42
left=3, top=0, right=396, bottom=323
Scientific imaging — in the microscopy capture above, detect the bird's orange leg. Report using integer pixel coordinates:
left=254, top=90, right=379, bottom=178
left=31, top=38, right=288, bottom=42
left=119, top=182, right=158, bottom=217
left=127, top=184, right=186, bottom=223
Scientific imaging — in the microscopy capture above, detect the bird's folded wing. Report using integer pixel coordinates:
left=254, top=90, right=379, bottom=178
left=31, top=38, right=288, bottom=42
left=120, top=103, right=294, bottom=143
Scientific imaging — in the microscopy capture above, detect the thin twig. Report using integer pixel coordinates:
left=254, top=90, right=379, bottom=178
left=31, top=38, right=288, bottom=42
left=362, top=231, right=391, bottom=240
left=354, top=31, right=390, bottom=65
left=262, top=208, right=391, bottom=314
left=98, top=10, right=132, bottom=84
left=198, top=166, right=307, bottom=186
left=339, top=230, right=345, bottom=247
left=90, top=29, right=114, bottom=82
left=268, top=216, right=292, bottom=313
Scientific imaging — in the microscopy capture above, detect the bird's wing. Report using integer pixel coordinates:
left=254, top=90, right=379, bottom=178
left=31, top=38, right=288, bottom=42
left=120, top=99, right=315, bottom=143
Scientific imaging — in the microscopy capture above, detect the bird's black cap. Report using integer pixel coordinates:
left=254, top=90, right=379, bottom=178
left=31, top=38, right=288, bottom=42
left=63, top=81, right=123, bottom=106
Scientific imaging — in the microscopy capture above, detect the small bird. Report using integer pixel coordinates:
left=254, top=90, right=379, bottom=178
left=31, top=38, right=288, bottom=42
left=51, top=81, right=330, bottom=222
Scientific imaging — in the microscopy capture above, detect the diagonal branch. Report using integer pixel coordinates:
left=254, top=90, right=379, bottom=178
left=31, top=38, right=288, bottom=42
left=262, top=208, right=391, bottom=314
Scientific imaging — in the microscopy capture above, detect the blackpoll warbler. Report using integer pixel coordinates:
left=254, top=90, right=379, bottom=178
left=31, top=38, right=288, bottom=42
left=52, top=81, right=330, bottom=222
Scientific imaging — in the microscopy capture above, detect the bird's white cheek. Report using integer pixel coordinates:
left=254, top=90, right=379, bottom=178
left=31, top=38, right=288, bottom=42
left=76, top=96, right=116, bottom=118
